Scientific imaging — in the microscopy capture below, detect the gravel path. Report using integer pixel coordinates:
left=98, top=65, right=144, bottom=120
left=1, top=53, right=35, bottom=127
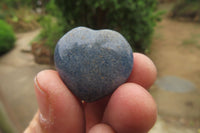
left=0, top=29, right=50, bottom=132
left=148, top=4, right=200, bottom=133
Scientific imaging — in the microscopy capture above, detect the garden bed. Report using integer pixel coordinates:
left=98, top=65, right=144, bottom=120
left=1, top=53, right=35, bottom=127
left=170, top=0, right=200, bottom=22
left=31, top=41, right=54, bottom=64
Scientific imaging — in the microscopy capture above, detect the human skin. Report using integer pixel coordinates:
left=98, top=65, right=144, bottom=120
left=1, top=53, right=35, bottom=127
left=24, top=53, right=157, bottom=133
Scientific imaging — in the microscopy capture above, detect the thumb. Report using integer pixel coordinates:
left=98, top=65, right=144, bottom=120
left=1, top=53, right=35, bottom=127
left=24, top=111, right=42, bottom=133
left=24, top=70, right=84, bottom=133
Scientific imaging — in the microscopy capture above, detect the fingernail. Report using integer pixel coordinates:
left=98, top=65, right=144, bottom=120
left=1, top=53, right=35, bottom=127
left=34, top=76, right=51, bottom=124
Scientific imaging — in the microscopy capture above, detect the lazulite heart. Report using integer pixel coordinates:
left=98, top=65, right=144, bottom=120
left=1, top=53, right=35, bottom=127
left=54, top=27, right=133, bottom=102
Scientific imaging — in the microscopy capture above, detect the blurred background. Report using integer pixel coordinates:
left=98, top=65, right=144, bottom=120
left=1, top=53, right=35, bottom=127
left=0, top=0, right=200, bottom=133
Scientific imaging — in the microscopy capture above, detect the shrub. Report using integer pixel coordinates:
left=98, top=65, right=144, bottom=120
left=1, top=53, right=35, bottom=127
left=0, top=19, right=15, bottom=55
left=31, top=0, right=66, bottom=64
left=45, top=0, right=63, bottom=18
left=0, top=0, right=33, bottom=8
left=55, top=0, right=160, bottom=52
left=37, top=15, right=65, bottom=52
left=33, top=0, right=66, bottom=53
left=171, top=0, right=200, bottom=22
left=0, top=102, right=16, bottom=133
left=0, top=0, right=40, bottom=32
left=5, top=7, right=40, bottom=32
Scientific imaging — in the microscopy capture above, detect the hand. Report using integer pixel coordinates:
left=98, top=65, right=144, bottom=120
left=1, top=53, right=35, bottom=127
left=24, top=53, right=157, bottom=133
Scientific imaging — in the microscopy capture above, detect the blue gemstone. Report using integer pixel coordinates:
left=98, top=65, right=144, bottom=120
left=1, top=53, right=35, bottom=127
left=54, top=27, right=133, bottom=102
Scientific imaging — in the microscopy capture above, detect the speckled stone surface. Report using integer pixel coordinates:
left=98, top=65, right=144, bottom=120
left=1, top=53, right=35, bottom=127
left=54, top=27, right=133, bottom=102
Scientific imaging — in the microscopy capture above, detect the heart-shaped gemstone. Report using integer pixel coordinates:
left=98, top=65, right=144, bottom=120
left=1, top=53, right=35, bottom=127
left=54, top=27, right=133, bottom=102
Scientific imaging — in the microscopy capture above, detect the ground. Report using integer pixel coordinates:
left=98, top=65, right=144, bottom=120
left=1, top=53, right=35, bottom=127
left=149, top=12, right=200, bottom=133
left=148, top=4, right=200, bottom=132
left=0, top=3, right=200, bottom=133
left=0, top=29, right=51, bottom=132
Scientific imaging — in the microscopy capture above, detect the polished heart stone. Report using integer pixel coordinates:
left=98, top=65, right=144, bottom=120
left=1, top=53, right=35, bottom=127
left=54, top=27, right=133, bottom=102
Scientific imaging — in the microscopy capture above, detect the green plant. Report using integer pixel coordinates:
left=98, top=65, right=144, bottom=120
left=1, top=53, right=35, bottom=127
left=0, top=19, right=15, bottom=55
left=0, top=102, right=16, bottom=133
left=0, top=0, right=33, bottom=8
left=182, top=33, right=200, bottom=48
left=35, top=15, right=65, bottom=52
left=32, top=0, right=66, bottom=52
left=182, top=39, right=198, bottom=45
left=45, top=0, right=63, bottom=18
left=55, top=0, right=160, bottom=52
left=171, top=0, right=200, bottom=21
